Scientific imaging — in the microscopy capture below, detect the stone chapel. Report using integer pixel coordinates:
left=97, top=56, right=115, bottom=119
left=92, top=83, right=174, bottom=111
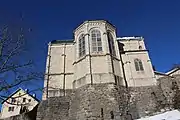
left=42, top=20, right=157, bottom=99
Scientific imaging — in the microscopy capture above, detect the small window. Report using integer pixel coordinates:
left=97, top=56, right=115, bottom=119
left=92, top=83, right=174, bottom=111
left=23, top=98, right=26, bottom=102
left=12, top=107, right=14, bottom=111
left=17, top=101, right=20, bottom=105
left=11, top=98, right=16, bottom=103
left=28, top=99, right=31, bottom=102
left=139, top=46, right=142, bottom=50
left=134, top=59, right=144, bottom=71
left=20, top=106, right=28, bottom=114
left=8, top=107, right=11, bottom=112
left=8, top=107, right=14, bottom=112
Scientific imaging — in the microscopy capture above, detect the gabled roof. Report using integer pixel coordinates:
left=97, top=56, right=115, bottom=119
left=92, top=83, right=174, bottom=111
left=1, top=88, right=39, bottom=104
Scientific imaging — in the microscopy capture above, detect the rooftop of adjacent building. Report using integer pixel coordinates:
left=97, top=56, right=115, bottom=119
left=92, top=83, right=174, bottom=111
left=50, top=36, right=144, bottom=44
left=117, top=36, right=144, bottom=41
left=154, top=66, right=180, bottom=77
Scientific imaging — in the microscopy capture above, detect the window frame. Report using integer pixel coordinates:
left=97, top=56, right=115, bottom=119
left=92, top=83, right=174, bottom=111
left=11, top=98, right=16, bottom=103
left=107, top=32, right=116, bottom=56
left=78, top=34, right=86, bottom=57
left=134, top=59, right=144, bottom=71
left=23, top=98, right=26, bottom=102
left=8, top=106, right=14, bottom=112
left=91, top=29, right=103, bottom=53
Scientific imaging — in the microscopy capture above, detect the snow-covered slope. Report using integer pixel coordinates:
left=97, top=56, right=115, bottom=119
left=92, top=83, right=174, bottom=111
left=137, top=110, right=180, bottom=120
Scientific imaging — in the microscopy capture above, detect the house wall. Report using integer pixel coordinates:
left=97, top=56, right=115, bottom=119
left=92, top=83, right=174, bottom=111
left=0, top=105, right=38, bottom=120
left=1, top=89, right=38, bottom=119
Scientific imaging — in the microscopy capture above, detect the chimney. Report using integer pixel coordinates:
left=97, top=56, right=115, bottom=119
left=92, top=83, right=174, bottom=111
left=32, top=94, right=36, bottom=97
left=25, top=89, right=28, bottom=93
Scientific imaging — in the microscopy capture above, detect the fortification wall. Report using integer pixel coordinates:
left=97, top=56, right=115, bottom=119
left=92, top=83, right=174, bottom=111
left=69, top=83, right=121, bottom=120
left=13, top=75, right=180, bottom=120
left=127, top=75, right=180, bottom=119
left=36, top=96, right=71, bottom=120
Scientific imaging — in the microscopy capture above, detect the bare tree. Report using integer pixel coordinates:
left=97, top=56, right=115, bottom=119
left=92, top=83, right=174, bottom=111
left=0, top=24, right=43, bottom=104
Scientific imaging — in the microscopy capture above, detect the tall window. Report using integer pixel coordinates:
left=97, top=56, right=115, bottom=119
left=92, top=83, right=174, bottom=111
left=91, top=29, right=102, bottom=52
left=107, top=32, right=116, bottom=56
left=79, top=34, right=85, bottom=57
left=134, top=59, right=144, bottom=71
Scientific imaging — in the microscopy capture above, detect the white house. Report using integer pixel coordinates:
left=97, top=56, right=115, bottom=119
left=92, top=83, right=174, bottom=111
left=42, top=20, right=157, bottom=100
left=0, top=88, right=39, bottom=119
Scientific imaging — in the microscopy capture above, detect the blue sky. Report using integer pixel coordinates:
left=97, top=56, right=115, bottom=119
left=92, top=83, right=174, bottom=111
left=0, top=0, right=180, bottom=100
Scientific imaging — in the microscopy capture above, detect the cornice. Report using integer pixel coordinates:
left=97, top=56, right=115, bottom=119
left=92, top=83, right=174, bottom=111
left=73, top=53, right=120, bottom=65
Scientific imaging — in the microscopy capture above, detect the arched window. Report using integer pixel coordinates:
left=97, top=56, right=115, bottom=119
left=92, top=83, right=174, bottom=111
left=91, top=29, right=102, bottom=52
left=107, top=32, right=116, bottom=56
left=134, top=59, right=144, bottom=71
left=79, top=34, right=85, bottom=57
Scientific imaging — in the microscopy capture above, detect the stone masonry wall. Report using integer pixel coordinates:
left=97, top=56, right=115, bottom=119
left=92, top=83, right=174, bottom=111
left=37, top=83, right=123, bottom=120
left=69, top=83, right=121, bottom=120
left=36, top=75, right=180, bottom=120
left=126, top=75, right=180, bottom=119
left=36, top=96, right=71, bottom=120
left=2, top=75, right=180, bottom=120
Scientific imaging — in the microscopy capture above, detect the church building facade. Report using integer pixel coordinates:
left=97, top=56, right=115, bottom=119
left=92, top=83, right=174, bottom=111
left=42, top=20, right=157, bottom=100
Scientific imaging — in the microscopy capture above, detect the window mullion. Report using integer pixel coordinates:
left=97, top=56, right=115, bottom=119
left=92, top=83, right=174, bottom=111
left=91, top=30, right=102, bottom=53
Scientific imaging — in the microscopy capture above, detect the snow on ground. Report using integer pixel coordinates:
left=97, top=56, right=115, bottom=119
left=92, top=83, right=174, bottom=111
left=136, top=110, right=180, bottom=120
